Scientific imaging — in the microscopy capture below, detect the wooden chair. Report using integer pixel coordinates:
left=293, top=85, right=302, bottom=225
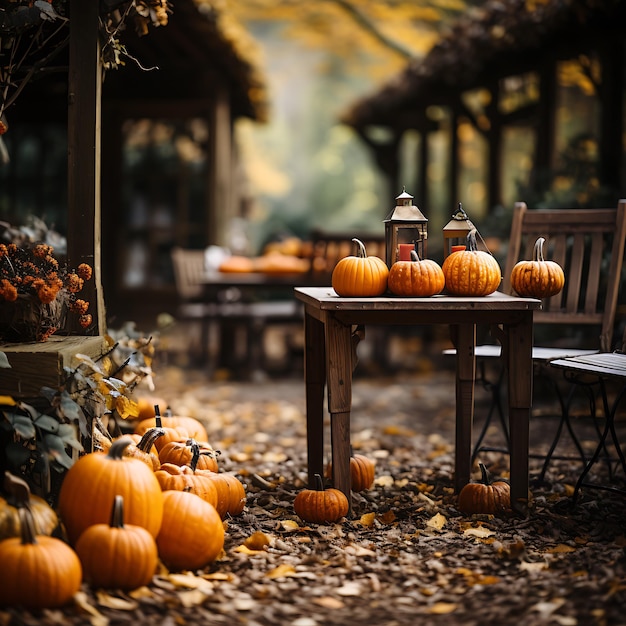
left=460, top=200, right=626, bottom=477
left=549, top=326, right=626, bottom=502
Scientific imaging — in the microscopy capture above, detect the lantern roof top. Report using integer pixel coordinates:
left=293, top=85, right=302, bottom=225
left=384, top=188, right=427, bottom=223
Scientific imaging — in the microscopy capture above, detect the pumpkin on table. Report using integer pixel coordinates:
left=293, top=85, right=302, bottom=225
left=293, top=474, right=349, bottom=524
left=0, top=471, right=58, bottom=540
left=388, top=250, right=445, bottom=297
left=457, top=463, right=511, bottom=515
left=442, top=229, right=502, bottom=297
left=0, top=506, right=82, bottom=608
left=75, top=495, right=158, bottom=591
left=331, top=238, right=389, bottom=297
left=510, top=236, right=565, bottom=298
left=156, top=490, right=224, bottom=571
left=58, top=437, right=164, bottom=544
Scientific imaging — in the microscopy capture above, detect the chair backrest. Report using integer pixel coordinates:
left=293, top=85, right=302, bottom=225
left=502, top=200, right=626, bottom=352
left=170, top=247, right=206, bottom=300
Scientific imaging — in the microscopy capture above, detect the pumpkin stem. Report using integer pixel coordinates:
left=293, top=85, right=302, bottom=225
left=409, top=249, right=420, bottom=262
left=137, top=427, right=165, bottom=452
left=109, top=495, right=125, bottom=529
left=465, top=228, right=479, bottom=252
left=3, top=471, right=31, bottom=508
left=352, top=238, right=367, bottom=258
left=189, top=441, right=201, bottom=473
left=533, top=237, right=546, bottom=263
left=17, top=507, right=38, bottom=546
left=313, top=473, right=325, bottom=491
left=107, top=437, right=133, bottom=460
left=477, top=462, right=491, bottom=485
left=154, top=404, right=162, bottom=429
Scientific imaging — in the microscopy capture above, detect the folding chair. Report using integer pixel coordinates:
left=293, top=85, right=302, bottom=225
left=550, top=328, right=626, bottom=502
left=454, top=200, right=626, bottom=479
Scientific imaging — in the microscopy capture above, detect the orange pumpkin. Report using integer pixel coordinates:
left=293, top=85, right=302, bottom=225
left=326, top=451, right=376, bottom=492
left=154, top=463, right=218, bottom=507
left=510, top=236, right=565, bottom=298
left=293, top=474, right=349, bottom=524
left=135, top=414, right=208, bottom=443
left=156, top=491, right=224, bottom=571
left=200, top=471, right=246, bottom=519
left=158, top=438, right=219, bottom=472
left=388, top=250, right=445, bottom=297
left=442, top=230, right=501, bottom=296
left=457, top=463, right=511, bottom=515
left=331, top=238, right=389, bottom=297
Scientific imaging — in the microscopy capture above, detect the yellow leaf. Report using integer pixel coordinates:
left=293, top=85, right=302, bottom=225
left=426, top=512, right=447, bottom=530
left=73, top=591, right=108, bottom=626
left=266, top=564, right=297, bottom=579
left=313, top=597, right=345, bottom=609
left=428, top=602, right=457, bottom=614
left=114, top=395, right=139, bottom=420
left=374, top=475, right=394, bottom=487
left=0, top=396, right=16, bottom=406
left=356, top=512, right=376, bottom=527
left=280, top=519, right=301, bottom=531
left=547, top=544, right=576, bottom=554
left=234, top=544, right=267, bottom=556
left=95, top=591, right=138, bottom=611
left=179, top=589, right=209, bottom=608
left=244, top=530, right=271, bottom=550
left=167, top=573, right=213, bottom=589
left=463, top=526, right=495, bottom=538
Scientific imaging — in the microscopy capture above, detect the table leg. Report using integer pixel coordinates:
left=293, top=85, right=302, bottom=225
left=304, top=311, right=326, bottom=486
left=325, top=314, right=353, bottom=509
left=506, top=313, right=533, bottom=515
left=454, top=323, right=476, bottom=493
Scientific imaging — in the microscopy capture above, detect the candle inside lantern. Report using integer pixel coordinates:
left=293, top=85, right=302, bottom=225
left=399, top=243, right=414, bottom=261
left=451, top=245, right=466, bottom=253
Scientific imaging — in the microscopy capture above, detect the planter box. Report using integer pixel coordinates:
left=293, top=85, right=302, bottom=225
left=0, top=335, right=106, bottom=398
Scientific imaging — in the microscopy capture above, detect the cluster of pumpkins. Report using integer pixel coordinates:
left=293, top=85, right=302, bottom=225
left=331, top=234, right=565, bottom=299
left=0, top=404, right=245, bottom=609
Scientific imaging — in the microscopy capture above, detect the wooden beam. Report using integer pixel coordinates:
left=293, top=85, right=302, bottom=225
left=67, top=0, right=105, bottom=335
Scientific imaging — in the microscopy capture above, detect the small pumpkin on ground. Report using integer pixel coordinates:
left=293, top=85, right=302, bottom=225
left=198, top=470, right=246, bottom=519
left=75, top=495, right=158, bottom=591
left=0, top=472, right=58, bottom=540
left=155, top=463, right=218, bottom=507
left=442, top=229, right=502, bottom=297
left=510, top=236, right=565, bottom=298
left=388, top=250, right=445, bottom=297
left=0, top=506, right=82, bottom=608
left=58, top=437, right=164, bottom=544
left=293, top=474, right=349, bottom=524
left=457, top=462, right=511, bottom=515
left=158, top=438, right=219, bottom=472
left=124, top=427, right=165, bottom=470
left=331, top=238, right=389, bottom=297
left=156, top=490, right=224, bottom=571
left=326, top=451, right=376, bottom=492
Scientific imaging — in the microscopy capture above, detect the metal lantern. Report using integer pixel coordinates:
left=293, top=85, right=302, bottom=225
left=384, top=188, right=428, bottom=268
left=443, top=203, right=476, bottom=258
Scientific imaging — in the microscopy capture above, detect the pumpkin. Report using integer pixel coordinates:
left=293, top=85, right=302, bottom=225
left=388, top=250, right=445, bottom=297
left=200, top=471, right=246, bottom=519
left=326, top=452, right=376, bottom=492
left=0, top=506, right=82, bottom=608
left=135, top=396, right=169, bottom=422
left=124, top=427, right=165, bottom=470
left=156, top=490, right=224, bottom=571
left=218, top=255, right=256, bottom=273
left=75, top=495, right=158, bottom=591
left=293, top=474, right=349, bottom=524
left=457, top=462, right=511, bottom=515
left=135, top=414, right=209, bottom=444
left=510, top=236, right=565, bottom=298
left=0, top=472, right=58, bottom=540
left=331, top=238, right=389, bottom=297
left=155, top=463, right=218, bottom=508
left=158, top=438, right=219, bottom=472
left=58, top=437, right=164, bottom=544
left=442, top=229, right=502, bottom=296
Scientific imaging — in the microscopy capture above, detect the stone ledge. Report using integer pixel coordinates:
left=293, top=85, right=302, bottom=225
left=0, top=335, right=106, bottom=398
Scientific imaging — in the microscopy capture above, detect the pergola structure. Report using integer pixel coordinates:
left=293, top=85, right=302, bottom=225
left=341, top=0, right=626, bottom=218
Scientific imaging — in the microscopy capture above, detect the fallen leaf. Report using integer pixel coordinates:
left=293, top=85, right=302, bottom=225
left=547, top=544, right=576, bottom=554
left=73, top=591, right=108, bottom=626
left=95, top=591, right=138, bottom=611
left=244, top=530, right=272, bottom=550
left=313, top=597, right=345, bottom=609
left=426, top=512, right=447, bottom=530
left=179, top=589, right=209, bottom=608
left=336, top=581, right=362, bottom=596
left=463, top=526, right=495, bottom=538
left=356, top=512, right=377, bottom=527
left=428, top=602, right=457, bottom=614
left=266, top=563, right=297, bottom=579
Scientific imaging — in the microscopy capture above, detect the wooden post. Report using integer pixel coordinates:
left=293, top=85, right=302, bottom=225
left=66, top=0, right=105, bottom=336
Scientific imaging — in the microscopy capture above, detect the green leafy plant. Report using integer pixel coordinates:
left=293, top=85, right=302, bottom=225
left=0, top=327, right=157, bottom=501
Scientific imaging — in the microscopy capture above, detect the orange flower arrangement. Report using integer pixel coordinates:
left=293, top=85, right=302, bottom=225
left=0, top=242, right=92, bottom=342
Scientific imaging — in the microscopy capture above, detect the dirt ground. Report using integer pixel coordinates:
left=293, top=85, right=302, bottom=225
left=2, top=338, right=626, bottom=626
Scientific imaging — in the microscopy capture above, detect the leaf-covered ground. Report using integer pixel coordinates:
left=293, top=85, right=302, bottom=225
left=2, top=365, right=625, bottom=626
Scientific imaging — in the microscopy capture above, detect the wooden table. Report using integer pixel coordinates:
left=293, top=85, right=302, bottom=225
left=295, top=287, right=541, bottom=515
